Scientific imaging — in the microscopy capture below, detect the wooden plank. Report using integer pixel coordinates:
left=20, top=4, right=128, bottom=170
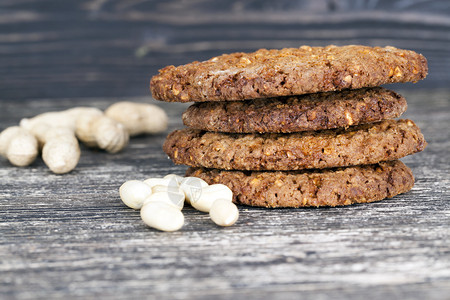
left=0, top=89, right=449, bottom=299
left=0, top=0, right=449, bottom=100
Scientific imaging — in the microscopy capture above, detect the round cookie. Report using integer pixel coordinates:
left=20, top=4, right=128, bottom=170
left=151, top=45, right=428, bottom=102
left=182, top=87, right=407, bottom=133
left=163, top=119, right=426, bottom=171
left=186, top=160, right=414, bottom=208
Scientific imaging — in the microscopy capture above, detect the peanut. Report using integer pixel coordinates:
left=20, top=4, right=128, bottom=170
left=75, top=112, right=129, bottom=153
left=140, top=201, right=184, bottom=232
left=41, top=127, right=80, bottom=174
left=3, top=102, right=169, bottom=174
left=209, top=199, right=239, bottom=227
left=74, top=109, right=104, bottom=147
left=179, top=177, right=209, bottom=204
left=142, top=191, right=185, bottom=210
left=119, top=180, right=153, bottom=209
left=144, top=177, right=179, bottom=189
left=90, top=115, right=129, bottom=153
left=189, top=184, right=233, bottom=213
left=0, top=126, right=38, bottom=167
left=151, top=184, right=183, bottom=194
left=105, top=102, right=168, bottom=136
left=119, top=175, right=238, bottom=231
left=163, top=174, right=184, bottom=186
left=22, top=107, right=129, bottom=154
left=20, top=107, right=102, bottom=132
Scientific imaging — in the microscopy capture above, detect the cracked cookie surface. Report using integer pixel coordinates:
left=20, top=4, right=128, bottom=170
left=186, top=160, right=414, bottom=207
left=182, top=87, right=407, bottom=133
left=151, top=45, right=427, bottom=102
left=163, top=119, right=426, bottom=171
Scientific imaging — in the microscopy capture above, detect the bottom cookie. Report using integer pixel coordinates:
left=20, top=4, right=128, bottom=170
left=186, top=161, right=414, bottom=207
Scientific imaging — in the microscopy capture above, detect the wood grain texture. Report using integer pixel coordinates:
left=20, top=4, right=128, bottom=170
left=0, top=89, right=449, bottom=299
left=0, top=0, right=449, bottom=100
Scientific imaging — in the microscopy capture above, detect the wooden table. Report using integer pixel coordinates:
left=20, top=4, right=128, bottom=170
left=1, top=1, right=449, bottom=299
left=2, top=90, right=449, bottom=299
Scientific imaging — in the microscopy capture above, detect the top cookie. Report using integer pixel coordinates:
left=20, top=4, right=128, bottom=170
left=151, top=45, right=428, bottom=102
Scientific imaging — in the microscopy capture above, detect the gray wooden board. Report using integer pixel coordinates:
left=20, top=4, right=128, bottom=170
left=0, top=89, right=449, bottom=299
left=1, top=0, right=450, bottom=101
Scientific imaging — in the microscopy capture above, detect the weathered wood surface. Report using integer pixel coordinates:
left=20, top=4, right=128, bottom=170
left=1, top=90, right=449, bottom=300
left=0, top=0, right=450, bottom=101
left=1, top=0, right=450, bottom=299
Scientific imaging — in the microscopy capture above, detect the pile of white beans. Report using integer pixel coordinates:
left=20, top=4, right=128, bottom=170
left=119, top=174, right=239, bottom=231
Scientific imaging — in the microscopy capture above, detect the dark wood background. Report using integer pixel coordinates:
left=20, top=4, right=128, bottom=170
left=1, top=0, right=450, bottom=101
left=1, top=1, right=449, bottom=299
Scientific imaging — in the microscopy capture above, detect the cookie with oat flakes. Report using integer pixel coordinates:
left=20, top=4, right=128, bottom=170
left=163, top=119, right=426, bottom=171
left=186, top=160, right=414, bottom=208
left=182, top=87, right=407, bottom=133
left=151, top=45, right=427, bottom=102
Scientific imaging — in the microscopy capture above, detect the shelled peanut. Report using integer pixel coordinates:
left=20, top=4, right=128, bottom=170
left=119, top=175, right=239, bottom=232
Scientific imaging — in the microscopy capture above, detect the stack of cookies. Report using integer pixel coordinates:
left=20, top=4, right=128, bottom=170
left=151, top=45, right=428, bottom=207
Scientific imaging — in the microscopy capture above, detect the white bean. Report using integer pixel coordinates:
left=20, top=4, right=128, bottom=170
left=209, top=199, right=239, bottom=227
left=119, top=180, right=152, bottom=209
left=190, top=184, right=233, bottom=212
left=140, top=201, right=184, bottom=232
left=179, top=177, right=209, bottom=204
left=143, top=191, right=185, bottom=210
